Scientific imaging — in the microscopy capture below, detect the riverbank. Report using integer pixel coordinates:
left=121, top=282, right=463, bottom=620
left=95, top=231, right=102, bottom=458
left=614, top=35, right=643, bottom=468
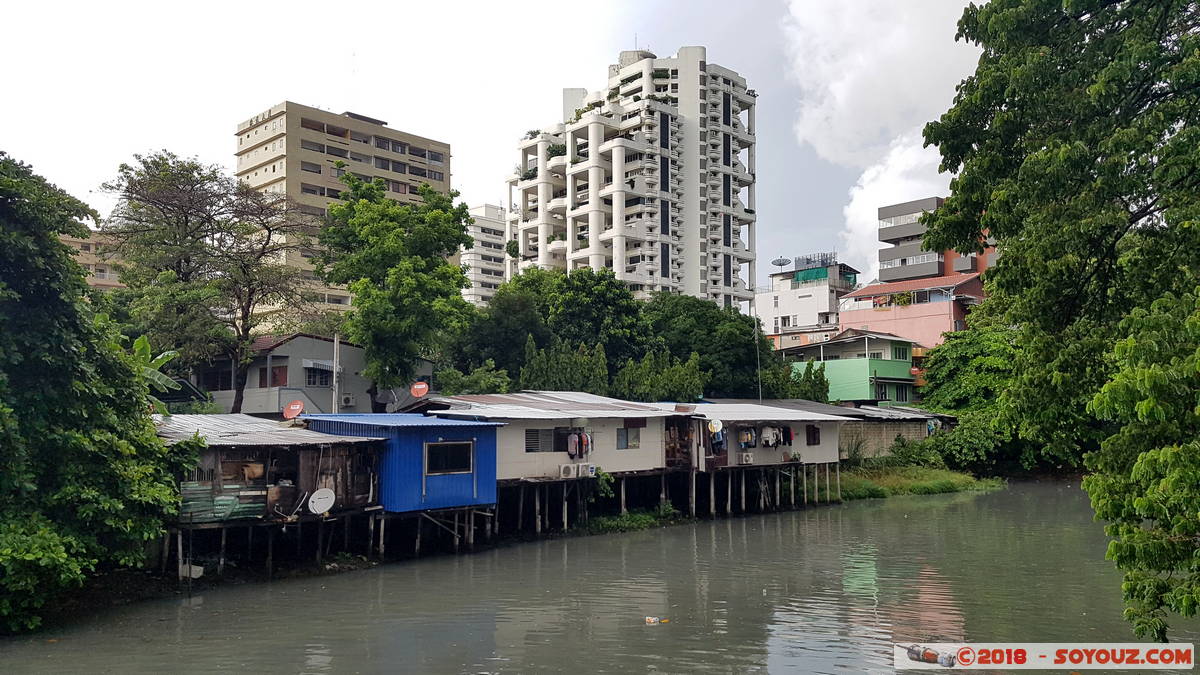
left=838, top=466, right=1004, bottom=500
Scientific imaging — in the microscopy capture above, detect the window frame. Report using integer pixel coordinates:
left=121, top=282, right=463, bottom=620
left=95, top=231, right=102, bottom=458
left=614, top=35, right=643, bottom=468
left=424, top=440, right=474, bottom=476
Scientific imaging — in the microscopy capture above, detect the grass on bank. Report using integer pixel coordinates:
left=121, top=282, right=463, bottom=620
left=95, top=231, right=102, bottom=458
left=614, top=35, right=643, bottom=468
left=835, top=466, right=1004, bottom=501
left=577, top=503, right=684, bottom=535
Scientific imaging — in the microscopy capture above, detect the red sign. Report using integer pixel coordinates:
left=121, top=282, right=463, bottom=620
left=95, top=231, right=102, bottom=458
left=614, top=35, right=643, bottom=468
left=282, top=399, right=305, bottom=419
left=910, top=367, right=923, bottom=375
left=410, top=381, right=429, bottom=398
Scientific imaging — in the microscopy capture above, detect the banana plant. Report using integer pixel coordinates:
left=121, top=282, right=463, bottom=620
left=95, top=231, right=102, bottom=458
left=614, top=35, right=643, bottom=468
left=131, top=335, right=181, bottom=414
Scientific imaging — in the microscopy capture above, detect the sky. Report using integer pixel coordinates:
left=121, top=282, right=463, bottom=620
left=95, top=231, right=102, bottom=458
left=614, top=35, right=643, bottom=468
left=3, top=0, right=979, bottom=287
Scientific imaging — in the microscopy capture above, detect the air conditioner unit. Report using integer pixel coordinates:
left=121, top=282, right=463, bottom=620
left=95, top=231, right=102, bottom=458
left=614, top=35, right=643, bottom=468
left=559, top=464, right=579, bottom=479
left=579, top=463, right=597, bottom=478
left=340, top=394, right=356, bottom=407
left=738, top=452, right=754, bottom=465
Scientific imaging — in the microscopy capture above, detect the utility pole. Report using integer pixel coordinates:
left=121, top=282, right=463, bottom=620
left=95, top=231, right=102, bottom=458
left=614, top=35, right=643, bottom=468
left=332, top=333, right=341, bottom=414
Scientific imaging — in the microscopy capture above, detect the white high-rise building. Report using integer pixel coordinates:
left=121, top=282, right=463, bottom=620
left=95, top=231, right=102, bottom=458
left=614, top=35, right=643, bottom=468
left=506, top=46, right=756, bottom=305
left=461, top=204, right=508, bottom=306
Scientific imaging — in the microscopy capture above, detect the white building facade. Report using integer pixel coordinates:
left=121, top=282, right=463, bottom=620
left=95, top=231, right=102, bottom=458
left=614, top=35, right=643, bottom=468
left=462, top=204, right=508, bottom=306
left=753, top=253, right=860, bottom=350
left=506, top=46, right=756, bottom=306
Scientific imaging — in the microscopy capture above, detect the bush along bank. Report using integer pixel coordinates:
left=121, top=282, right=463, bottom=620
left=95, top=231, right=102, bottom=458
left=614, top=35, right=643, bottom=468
left=835, top=436, right=1006, bottom=501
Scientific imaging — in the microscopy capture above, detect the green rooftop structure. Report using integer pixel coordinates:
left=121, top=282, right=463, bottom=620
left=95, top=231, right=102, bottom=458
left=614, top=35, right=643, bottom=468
left=782, top=328, right=922, bottom=404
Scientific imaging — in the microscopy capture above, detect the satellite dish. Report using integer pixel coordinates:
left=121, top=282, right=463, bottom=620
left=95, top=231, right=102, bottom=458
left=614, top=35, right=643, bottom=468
left=283, top=400, right=305, bottom=419
left=708, top=419, right=724, bottom=433
left=308, top=488, right=336, bottom=515
left=770, top=257, right=789, bottom=267
left=411, top=381, right=430, bottom=398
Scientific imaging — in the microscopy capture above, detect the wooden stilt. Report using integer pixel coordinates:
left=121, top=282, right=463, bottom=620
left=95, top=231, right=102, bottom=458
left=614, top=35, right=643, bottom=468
left=517, top=484, right=526, bottom=533
left=218, top=527, right=227, bottom=575
left=803, top=466, right=809, bottom=505
left=688, top=470, right=696, bottom=517
left=368, top=514, right=376, bottom=557
left=619, top=477, right=627, bottom=515
left=343, top=516, right=351, bottom=552
left=774, top=469, right=780, bottom=510
left=659, top=473, right=667, bottom=506
left=493, top=494, right=501, bottom=537
left=789, top=468, right=796, bottom=506
left=562, top=482, right=569, bottom=531
left=454, top=511, right=461, bottom=553
left=414, top=516, right=421, bottom=556
left=708, top=472, right=716, bottom=517
left=740, top=469, right=746, bottom=513
left=247, top=525, right=254, bottom=559
left=726, top=471, right=732, bottom=515
left=175, top=531, right=183, bottom=582
left=468, top=509, right=475, bottom=549
left=825, top=463, right=831, bottom=503
left=296, top=520, right=303, bottom=556
left=316, top=519, right=324, bottom=563
left=378, top=516, right=387, bottom=558
left=534, top=484, right=542, bottom=535
left=267, top=528, right=274, bottom=578
left=160, top=533, right=169, bottom=575
left=836, top=462, right=842, bottom=501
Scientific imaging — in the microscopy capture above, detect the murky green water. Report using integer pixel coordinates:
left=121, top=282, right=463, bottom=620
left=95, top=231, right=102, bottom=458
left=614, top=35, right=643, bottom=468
left=2, top=481, right=1195, bottom=673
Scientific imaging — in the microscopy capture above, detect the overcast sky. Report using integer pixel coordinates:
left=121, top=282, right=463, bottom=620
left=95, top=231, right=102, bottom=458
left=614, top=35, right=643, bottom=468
left=4, top=1, right=978, bottom=286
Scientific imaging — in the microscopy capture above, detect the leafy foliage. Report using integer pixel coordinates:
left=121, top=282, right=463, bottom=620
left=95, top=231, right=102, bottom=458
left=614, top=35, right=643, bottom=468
left=518, top=337, right=609, bottom=395
left=611, top=350, right=706, bottom=402
left=318, top=175, right=473, bottom=387
left=922, top=0, right=1200, bottom=636
left=435, top=359, right=511, bottom=396
left=102, top=151, right=317, bottom=411
left=1083, top=290, right=1200, bottom=641
left=0, top=153, right=199, bottom=631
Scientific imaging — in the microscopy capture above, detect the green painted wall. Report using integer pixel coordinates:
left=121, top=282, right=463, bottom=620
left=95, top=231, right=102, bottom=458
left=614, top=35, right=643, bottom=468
left=795, top=354, right=914, bottom=402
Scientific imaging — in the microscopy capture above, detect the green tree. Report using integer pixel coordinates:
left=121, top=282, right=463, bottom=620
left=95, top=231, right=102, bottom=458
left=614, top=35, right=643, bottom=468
left=519, top=339, right=608, bottom=395
left=1084, top=290, right=1200, bottom=641
left=0, top=153, right=199, bottom=631
left=922, top=0, right=1200, bottom=464
left=318, top=176, right=473, bottom=387
left=454, top=282, right=552, bottom=376
left=435, top=359, right=511, bottom=396
left=922, top=0, right=1200, bottom=636
left=611, top=351, right=706, bottom=402
left=547, top=268, right=646, bottom=368
left=643, top=293, right=774, bottom=397
left=102, top=151, right=315, bottom=412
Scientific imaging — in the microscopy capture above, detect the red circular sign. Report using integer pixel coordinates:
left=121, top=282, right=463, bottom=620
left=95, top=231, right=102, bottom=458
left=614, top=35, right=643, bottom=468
left=282, top=400, right=305, bottom=419
left=410, top=381, right=429, bottom=398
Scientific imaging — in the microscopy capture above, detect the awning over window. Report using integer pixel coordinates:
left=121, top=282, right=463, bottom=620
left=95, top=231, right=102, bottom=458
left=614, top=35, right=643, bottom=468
left=303, top=359, right=343, bottom=372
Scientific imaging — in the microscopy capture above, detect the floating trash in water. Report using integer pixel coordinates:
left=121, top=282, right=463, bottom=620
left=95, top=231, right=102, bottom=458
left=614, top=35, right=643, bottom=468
left=645, top=616, right=670, bottom=624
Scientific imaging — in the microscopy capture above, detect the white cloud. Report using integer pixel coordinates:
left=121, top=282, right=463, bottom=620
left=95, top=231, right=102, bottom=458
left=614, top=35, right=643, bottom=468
left=782, top=0, right=979, bottom=278
left=840, top=130, right=950, bottom=279
left=783, top=1, right=978, bottom=168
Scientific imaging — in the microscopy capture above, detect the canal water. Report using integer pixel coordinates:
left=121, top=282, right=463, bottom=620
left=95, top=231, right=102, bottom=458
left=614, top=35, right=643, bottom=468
left=2, top=481, right=1196, bottom=673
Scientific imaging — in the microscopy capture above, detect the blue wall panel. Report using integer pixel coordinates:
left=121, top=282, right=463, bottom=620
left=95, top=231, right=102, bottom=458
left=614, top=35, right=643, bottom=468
left=305, top=416, right=498, bottom=514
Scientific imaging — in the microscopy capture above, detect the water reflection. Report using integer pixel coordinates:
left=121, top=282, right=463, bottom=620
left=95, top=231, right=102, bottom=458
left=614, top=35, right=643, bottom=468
left=1, top=482, right=1197, bottom=674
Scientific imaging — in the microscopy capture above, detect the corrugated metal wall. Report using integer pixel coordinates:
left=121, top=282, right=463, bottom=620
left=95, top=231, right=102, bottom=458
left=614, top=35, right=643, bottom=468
left=305, top=419, right=497, bottom=514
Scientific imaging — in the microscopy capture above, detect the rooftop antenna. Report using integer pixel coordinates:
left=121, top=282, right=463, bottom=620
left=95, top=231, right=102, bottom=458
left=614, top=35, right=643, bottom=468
left=771, top=256, right=790, bottom=274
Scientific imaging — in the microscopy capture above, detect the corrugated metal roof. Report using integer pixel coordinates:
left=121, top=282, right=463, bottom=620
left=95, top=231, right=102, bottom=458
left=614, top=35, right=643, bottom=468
left=429, top=391, right=678, bottom=420
left=651, top=402, right=851, bottom=422
left=155, top=414, right=382, bottom=446
left=843, top=272, right=980, bottom=299
left=707, top=398, right=871, bottom=419
left=858, top=405, right=943, bottom=420
left=302, top=413, right=503, bottom=427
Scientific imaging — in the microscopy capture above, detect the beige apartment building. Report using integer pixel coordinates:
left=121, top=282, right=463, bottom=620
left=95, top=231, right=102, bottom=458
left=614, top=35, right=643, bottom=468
left=61, top=232, right=124, bottom=290
left=234, top=101, right=451, bottom=309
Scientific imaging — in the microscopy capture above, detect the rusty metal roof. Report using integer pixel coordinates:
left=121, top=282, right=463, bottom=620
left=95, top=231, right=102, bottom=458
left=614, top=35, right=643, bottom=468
left=155, top=414, right=382, bottom=446
left=652, top=402, right=851, bottom=423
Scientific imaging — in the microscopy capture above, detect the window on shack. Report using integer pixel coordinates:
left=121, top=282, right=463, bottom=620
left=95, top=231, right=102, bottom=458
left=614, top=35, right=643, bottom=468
left=524, top=427, right=584, bottom=452
left=617, top=427, right=640, bottom=449
left=805, top=424, right=821, bottom=446
left=426, top=441, right=473, bottom=474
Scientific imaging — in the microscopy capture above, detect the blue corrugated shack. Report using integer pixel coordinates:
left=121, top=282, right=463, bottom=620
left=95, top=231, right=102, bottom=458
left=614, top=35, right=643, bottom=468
left=303, top=414, right=501, bottom=513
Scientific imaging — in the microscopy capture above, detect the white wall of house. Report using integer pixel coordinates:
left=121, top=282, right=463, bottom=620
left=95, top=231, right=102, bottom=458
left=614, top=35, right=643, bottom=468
left=716, top=421, right=840, bottom=467
left=494, top=417, right=667, bottom=480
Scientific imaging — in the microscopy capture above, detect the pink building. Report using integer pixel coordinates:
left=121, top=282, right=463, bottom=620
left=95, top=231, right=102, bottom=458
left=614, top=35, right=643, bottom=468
left=837, top=273, right=983, bottom=349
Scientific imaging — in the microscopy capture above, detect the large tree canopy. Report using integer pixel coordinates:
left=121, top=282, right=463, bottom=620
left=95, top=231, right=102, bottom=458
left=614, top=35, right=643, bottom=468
left=0, top=153, right=198, bottom=631
left=923, top=0, right=1200, bottom=635
left=319, top=175, right=473, bottom=387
